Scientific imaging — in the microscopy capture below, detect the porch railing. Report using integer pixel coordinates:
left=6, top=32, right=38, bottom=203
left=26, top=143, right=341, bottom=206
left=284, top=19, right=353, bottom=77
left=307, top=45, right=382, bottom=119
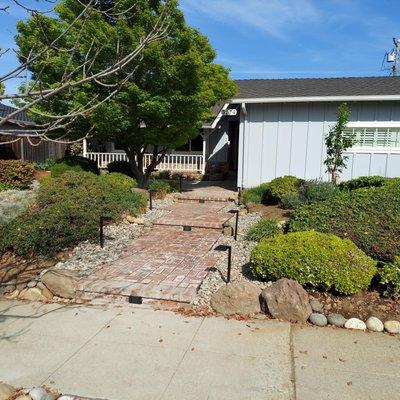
left=85, top=151, right=204, bottom=172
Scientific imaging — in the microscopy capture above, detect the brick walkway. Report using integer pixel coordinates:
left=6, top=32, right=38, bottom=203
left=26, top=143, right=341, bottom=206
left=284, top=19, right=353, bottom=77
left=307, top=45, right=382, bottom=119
left=78, top=199, right=234, bottom=303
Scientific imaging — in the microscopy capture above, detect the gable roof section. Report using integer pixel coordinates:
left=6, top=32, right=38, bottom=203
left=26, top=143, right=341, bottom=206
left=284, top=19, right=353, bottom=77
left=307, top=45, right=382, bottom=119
left=0, top=103, right=33, bottom=124
left=233, top=76, right=400, bottom=103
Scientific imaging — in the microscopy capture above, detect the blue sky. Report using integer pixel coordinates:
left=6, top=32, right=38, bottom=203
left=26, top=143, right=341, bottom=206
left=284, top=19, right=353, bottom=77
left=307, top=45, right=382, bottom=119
left=1, top=0, right=399, bottom=98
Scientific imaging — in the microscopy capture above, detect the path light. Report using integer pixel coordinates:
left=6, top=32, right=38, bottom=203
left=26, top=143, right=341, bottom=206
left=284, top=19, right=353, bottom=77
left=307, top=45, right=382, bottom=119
left=229, top=209, right=239, bottom=241
left=149, top=189, right=156, bottom=210
left=215, top=244, right=232, bottom=283
left=99, top=216, right=113, bottom=248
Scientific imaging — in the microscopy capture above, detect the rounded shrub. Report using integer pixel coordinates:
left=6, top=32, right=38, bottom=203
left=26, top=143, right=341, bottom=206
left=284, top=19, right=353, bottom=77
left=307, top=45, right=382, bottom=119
left=107, top=160, right=134, bottom=177
left=379, top=257, right=400, bottom=298
left=101, top=173, right=137, bottom=191
left=299, top=180, right=340, bottom=203
left=280, top=192, right=304, bottom=210
left=250, top=230, right=377, bottom=295
left=148, top=179, right=179, bottom=198
left=51, top=155, right=99, bottom=177
left=289, top=184, right=400, bottom=262
left=0, top=160, right=35, bottom=189
left=266, top=175, right=303, bottom=203
left=245, top=218, right=281, bottom=242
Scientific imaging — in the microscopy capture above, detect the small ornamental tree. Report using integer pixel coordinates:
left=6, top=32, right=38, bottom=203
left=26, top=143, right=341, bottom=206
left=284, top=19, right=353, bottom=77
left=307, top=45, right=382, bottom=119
left=324, top=103, right=354, bottom=184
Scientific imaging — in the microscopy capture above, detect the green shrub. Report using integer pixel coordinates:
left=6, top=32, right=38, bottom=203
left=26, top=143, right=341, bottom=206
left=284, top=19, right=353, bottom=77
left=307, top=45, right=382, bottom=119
left=250, top=230, right=376, bottom=295
left=289, top=184, right=400, bottom=262
left=0, top=160, right=35, bottom=189
left=266, top=176, right=303, bottom=203
left=280, top=192, right=304, bottom=210
left=245, top=218, right=281, bottom=242
left=101, top=173, right=137, bottom=191
left=0, top=171, right=146, bottom=256
left=379, top=257, right=400, bottom=298
left=148, top=179, right=179, bottom=198
left=33, top=158, right=55, bottom=171
left=0, top=182, right=13, bottom=192
left=241, top=183, right=270, bottom=204
left=107, top=160, right=134, bottom=177
left=51, top=155, right=99, bottom=177
left=299, top=180, right=340, bottom=203
left=339, top=176, right=400, bottom=191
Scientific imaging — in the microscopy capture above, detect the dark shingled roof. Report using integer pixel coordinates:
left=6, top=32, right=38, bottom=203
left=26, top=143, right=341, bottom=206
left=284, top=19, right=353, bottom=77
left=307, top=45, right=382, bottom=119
left=233, top=76, right=400, bottom=99
left=0, top=103, right=32, bottom=123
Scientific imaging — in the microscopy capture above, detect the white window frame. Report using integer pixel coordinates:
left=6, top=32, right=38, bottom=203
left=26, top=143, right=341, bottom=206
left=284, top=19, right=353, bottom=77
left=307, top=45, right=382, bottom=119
left=344, top=122, right=400, bottom=153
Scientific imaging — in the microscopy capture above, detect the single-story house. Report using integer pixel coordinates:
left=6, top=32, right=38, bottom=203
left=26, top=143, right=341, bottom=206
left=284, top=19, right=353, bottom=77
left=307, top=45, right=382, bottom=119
left=0, top=103, right=67, bottom=162
left=85, top=76, right=400, bottom=187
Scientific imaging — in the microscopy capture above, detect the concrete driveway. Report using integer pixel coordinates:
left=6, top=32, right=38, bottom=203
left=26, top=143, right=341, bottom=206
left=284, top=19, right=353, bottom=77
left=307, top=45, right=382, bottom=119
left=1, top=300, right=399, bottom=400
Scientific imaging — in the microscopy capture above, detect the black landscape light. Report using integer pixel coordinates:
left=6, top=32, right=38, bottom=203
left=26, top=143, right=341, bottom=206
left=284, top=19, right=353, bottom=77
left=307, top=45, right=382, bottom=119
left=229, top=209, right=239, bottom=241
left=215, top=244, right=232, bottom=283
left=99, top=216, right=113, bottom=248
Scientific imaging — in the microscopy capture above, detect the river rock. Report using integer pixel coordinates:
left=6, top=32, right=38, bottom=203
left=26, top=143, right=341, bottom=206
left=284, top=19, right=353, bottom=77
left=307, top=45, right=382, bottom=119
left=4, top=289, right=20, bottom=300
left=327, top=313, right=346, bottom=327
left=0, top=382, right=15, bottom=400
left=309, top=313, right=327, bottom=327
left=18, top=287, right=46, bottom=301
left=29, top=387, right=55, bottom=400
left=41, top=286, right=54, bottom=300
left=384, top=320, right=400, bottom=334
left=366, top=317, right=384, bottom=332
left=260, top=278, right=312, bottom=323
left=125, top=215, right=144, bottom=225
left=27, top=280, right=37, bottom=288
left=0, top=285, right=15, bottom=295
left=41, top=270, right=79, bottom=299
left=344, top=318, right=366, bottom=331
left=310, top=299, right=323, bottom=313
left=210, top=281, right=261, bottom=316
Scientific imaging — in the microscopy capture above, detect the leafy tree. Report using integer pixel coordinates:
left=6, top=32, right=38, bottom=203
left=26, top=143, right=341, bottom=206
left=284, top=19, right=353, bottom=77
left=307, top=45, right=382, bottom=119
left=15, top=0, right=236, bottom=187
left=324, top=102, right=354, bottom=184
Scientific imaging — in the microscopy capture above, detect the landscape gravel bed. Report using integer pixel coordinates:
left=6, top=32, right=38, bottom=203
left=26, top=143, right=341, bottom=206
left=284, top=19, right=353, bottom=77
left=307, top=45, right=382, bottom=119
left=53, top=199, right=173, bottom=277
left=193, top=206, right=272, bottom=307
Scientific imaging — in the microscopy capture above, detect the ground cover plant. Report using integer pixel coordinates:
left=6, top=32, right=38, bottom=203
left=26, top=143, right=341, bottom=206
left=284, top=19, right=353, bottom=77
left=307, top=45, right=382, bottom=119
left=0, top=189, right=36, bottom=225
left=339, top=176, right=400, bottom=191
left=250, top=230, right=376, bottom=295
left=289, top=183, right=400, bottom=262
left=0, top=171, right=146, bottom=256
left=245, top=218, right=281, bottom=242
left=148, top=179, right=180, bottom=198
left=241, top=183, right=270, bottom=204
left=51, top=156, right=99, bottom=177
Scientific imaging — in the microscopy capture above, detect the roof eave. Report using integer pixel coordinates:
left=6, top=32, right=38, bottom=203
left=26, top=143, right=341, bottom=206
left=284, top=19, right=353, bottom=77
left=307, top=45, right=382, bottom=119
left=231, top=94, right=400, bottom=104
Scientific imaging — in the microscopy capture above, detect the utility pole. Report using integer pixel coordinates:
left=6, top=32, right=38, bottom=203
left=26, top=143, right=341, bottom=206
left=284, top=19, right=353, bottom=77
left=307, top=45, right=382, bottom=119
left=389, top=38, right=400, bottom=77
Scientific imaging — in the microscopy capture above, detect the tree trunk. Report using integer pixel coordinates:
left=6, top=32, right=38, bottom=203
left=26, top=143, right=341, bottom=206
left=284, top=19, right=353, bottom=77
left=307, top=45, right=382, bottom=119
left=124, top=146, right=167, bottom=188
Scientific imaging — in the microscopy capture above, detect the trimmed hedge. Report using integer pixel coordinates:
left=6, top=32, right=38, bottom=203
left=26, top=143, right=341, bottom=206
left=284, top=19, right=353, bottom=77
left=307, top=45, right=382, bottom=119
left=245, top=218, right=281, bottom=242
left=289, top=184, right=400, bottom=262
left=339, top=176, right=400, bottom=191
left=51, top=155, right=99, bottom=177
left=266, top=176, right=303, bottom=203
left=379, top=257, right=400, bottom=298
left=0, top=171, right=146, bottom=256
left=250, top=230, right=377, bottom=295
left=0, top=160, right=35, bottom=189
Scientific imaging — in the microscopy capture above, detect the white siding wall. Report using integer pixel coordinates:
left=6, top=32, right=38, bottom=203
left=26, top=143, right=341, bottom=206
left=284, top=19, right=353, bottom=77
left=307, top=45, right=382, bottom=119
left=239, top=101, right=400, bottom=188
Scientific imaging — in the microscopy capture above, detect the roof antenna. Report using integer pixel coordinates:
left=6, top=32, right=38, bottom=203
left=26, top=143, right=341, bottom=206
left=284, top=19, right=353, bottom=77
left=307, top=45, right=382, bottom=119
left=384, top=38, right=400, bottom=77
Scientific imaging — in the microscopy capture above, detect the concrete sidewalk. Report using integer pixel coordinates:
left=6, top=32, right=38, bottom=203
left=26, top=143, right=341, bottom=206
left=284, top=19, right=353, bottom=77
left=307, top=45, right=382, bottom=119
left=1, top=300, right=399, bottom=400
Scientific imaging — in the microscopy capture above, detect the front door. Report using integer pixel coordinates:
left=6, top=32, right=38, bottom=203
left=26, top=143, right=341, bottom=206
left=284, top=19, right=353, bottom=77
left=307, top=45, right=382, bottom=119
left=227, top=121, right=239, bottom=171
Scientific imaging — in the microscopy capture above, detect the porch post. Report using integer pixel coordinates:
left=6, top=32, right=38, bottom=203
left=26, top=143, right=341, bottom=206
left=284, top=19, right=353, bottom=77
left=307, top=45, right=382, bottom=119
left=202, top=135, right=206, bottom=174
left=82, top=138, right=87, bottom=158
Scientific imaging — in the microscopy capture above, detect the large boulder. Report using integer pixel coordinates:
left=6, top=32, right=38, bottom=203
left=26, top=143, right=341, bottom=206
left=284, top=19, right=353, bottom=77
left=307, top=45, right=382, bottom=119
left=0, top=382, right=15, bottom=400
left=41, top=270, right=79, bottom=299
left=210, top=281, right=261, bottom=316
left=18, top=287, right=47, bottom=302
left=260, top=278, right=312, bottom=323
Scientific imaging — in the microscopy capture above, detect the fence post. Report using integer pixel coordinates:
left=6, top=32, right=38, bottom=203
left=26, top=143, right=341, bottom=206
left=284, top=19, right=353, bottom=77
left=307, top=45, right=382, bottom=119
left=82, top=138, right=87, bottom=158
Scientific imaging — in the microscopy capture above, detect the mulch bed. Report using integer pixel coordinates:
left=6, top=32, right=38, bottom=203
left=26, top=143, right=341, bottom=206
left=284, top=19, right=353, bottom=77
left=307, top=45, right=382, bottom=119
left=310, top=289, right=400, bottom=321
left=246, top=204, right=291, bottom=221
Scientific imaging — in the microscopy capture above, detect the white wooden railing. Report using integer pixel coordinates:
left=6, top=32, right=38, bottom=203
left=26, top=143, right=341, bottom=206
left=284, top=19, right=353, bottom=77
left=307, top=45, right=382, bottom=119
left=85, top=151, right=204, bottom=172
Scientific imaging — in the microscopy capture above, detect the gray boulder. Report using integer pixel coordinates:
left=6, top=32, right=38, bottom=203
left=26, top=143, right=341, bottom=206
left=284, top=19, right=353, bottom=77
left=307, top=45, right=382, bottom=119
left=41, top=269, right=79, bottom=299
left=310, top=299, right=323, bottom=313
left=309, top=313, right=328, bottom=327
left=260, top=278, right=312, bottom=323
left=327, top=313, right=346, bottom=327
left=366, top=317, right=384, bottom=332
left=210, top=281, right=261, bottom=316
